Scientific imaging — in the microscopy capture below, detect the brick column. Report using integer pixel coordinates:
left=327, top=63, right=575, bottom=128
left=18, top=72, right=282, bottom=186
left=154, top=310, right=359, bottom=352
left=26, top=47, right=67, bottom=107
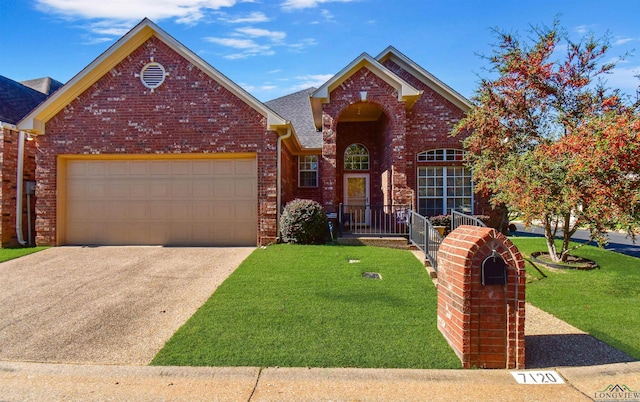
left=320, top=112, right=337, bottom=213
left=437, top=225, right=526, bottom=369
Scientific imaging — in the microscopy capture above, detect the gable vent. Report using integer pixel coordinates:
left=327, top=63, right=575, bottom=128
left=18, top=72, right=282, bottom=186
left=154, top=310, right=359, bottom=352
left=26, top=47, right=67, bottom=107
left=140, top=62, right=166, bottom=90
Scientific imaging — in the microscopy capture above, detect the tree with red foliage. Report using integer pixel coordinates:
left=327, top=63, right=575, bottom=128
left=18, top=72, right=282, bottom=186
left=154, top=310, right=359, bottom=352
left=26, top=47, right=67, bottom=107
left=454, top=21, right=640, bottom=262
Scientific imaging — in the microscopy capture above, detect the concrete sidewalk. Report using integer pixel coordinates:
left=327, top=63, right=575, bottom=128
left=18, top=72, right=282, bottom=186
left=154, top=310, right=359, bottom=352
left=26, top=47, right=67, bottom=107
left=1, top=360, right=639, bottom=401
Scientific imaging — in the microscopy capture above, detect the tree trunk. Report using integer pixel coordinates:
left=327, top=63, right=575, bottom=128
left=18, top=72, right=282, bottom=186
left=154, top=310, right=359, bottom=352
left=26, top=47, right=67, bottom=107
left=559, top=213, right=573, bottom=262
left=543, top=215, right=561, bottom=263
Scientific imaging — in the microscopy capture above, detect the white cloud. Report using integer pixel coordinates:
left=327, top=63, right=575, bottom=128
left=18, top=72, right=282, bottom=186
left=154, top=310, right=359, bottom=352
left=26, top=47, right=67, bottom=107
left=206, top=25, right=317, bottom=59
left=290, top=74, right=333, bottom=90
left=281, top=0, right=356, bottom=11
left=613, top=37, right=635, bottom=46
left=235, top=27, right=286, bottom=41
left=205, top=37, right=263, bottom=49
left=206, top=37, right=276, bottom=59
left=85, top=21, right=133, bottom=36
left=81, top=36, right=115, bottom=45
left=36, top=0, right=239, bottom=22
left=217, top=11, right=270, bottom=23
left=574, top=24, right=597, bottom=35
left=607, top=65, right=640, bottom=94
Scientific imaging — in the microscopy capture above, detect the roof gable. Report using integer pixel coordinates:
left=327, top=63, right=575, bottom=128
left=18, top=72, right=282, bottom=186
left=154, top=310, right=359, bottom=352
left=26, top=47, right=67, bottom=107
left=0, top=75, right=47, bottom=125
left=375, top=46, right=472, bottom=112
left=309, top=52, right=422, bottom=129
left=266, top=87, right=321, bottom=150
left=19, top=18, right=287, bottom=134
left=20, top=77, right=64, bottom=95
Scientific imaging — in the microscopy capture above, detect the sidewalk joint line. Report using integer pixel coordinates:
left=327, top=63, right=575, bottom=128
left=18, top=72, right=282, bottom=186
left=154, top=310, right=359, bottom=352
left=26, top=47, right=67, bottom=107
left=248, top=366, right=263, bottom=401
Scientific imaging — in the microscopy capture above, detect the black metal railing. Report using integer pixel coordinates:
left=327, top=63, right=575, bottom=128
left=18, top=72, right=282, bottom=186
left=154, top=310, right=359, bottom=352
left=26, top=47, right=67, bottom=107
left=409, top=210, right=444, bottom=270
left=451, top=210, right=487, bottom=232
left=338, top=204, right=410, bottom=236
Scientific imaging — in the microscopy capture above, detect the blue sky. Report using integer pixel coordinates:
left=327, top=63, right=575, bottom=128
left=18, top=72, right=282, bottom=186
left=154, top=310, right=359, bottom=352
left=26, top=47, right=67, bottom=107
left=1, top=0, right=639, bottom=102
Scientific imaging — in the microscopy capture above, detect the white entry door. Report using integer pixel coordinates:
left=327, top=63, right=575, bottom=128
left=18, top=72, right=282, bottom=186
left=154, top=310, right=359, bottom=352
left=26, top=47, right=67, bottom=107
left=344, top=173, right=370, bottom=226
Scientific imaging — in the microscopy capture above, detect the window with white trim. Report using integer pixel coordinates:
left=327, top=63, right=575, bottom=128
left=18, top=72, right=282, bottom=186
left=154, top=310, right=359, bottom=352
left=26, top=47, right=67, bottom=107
left=299, top=155, right=318, bottom=187
left=344, top=144, right=369, bottom=171
left=417, top=148, right=466, bottom=162
left=417, top=149, right=472, bottom=216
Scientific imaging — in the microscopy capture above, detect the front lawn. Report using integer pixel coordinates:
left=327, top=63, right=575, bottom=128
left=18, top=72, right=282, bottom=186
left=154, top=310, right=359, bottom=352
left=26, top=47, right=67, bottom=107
left=511, top=238, right=640, bottom=359
left=151, top=245, right=460, bottom=369
left=0, top=247, right=48, bottom=263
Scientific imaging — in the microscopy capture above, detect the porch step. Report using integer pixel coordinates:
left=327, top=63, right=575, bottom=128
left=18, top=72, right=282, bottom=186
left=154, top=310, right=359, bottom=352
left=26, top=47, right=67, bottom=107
left=336, top=236, right=410, bottom=249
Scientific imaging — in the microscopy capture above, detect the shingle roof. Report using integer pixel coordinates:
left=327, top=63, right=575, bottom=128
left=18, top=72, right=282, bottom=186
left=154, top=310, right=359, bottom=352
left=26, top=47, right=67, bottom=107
left=0, top=75, right=48, bottom=125
left=265, top=87, right=322, bottom=149
left=20, top=77, right=64, bottom=95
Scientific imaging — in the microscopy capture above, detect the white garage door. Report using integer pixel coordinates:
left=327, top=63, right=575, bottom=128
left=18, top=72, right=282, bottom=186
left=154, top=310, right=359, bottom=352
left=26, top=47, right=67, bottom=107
left=64, top=158, right=257, bottom=246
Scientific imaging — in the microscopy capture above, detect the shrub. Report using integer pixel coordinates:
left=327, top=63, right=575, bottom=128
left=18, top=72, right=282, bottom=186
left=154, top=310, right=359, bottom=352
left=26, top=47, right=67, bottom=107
left=280, top=199, right=329, bottom=244
left=429, top=214, right=451, bottom=229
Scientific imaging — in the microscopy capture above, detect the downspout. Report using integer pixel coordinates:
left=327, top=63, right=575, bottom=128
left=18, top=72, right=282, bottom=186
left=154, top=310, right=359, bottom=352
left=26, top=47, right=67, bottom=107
left=16, top=131, right=27, bottom=246
left=276, top=127, right=292, bottom=242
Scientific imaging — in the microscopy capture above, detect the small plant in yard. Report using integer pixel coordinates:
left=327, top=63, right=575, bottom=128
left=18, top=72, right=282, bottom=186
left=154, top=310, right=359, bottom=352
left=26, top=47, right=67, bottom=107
left=429, top=214, right=451, bottom=229
left=280, top=199, right=329, bottom=244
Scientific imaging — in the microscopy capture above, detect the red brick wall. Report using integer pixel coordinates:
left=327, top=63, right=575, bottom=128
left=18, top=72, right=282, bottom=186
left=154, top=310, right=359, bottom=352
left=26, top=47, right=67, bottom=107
left=437, top=225, right=526, bottom=369
left=0, top=128, right=37, bottom=247
left=35, top=36, right=278, bottom=246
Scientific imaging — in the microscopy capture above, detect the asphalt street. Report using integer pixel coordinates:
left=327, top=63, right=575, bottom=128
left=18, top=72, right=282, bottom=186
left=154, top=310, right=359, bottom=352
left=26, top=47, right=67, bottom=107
left=514, top=223, right=640, bottom=258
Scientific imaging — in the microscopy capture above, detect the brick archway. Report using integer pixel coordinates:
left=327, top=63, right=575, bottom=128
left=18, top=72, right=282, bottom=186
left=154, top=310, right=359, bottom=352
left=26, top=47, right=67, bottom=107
left=319, top=68, right=412, bottom=211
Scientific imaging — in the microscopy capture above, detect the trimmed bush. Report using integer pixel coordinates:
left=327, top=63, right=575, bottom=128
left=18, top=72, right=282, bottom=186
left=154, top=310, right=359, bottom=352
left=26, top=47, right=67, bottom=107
left=280, top=199, right=329, bottom=244
left=429, top=214, right=451, bottom=229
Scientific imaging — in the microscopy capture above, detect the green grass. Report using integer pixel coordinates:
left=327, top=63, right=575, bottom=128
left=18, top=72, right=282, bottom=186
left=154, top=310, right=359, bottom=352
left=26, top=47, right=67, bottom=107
left=151, top=244, right=460, bottom=369
left=0, top=247, right=48, bottom=263
left=511, top=237, right=640, bottom=359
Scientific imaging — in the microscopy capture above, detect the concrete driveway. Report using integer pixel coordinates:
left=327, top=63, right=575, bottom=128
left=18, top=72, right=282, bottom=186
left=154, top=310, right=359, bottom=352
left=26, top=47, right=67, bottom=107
left=0, top=246, right=254, bottom=365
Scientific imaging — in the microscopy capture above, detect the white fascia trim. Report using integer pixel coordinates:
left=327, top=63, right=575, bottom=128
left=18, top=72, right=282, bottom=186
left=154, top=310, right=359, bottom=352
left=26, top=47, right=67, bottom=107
left=311, top=52, right=421, bottom=103
left=0, top=121, right=17, bottom=130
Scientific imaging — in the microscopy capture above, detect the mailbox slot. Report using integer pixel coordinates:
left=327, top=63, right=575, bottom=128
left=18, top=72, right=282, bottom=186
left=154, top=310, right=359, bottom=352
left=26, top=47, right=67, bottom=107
left=481, top=253, right=507, bottom=285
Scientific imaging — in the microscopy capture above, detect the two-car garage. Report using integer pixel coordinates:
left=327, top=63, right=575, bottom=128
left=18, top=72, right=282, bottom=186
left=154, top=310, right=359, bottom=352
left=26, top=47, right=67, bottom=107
left=60, top=156, right=258, bottom=246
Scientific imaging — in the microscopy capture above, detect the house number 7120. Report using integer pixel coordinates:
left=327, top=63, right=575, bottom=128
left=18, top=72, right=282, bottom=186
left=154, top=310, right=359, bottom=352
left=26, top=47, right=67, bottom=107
left=510, top=371, right=565, bottom=384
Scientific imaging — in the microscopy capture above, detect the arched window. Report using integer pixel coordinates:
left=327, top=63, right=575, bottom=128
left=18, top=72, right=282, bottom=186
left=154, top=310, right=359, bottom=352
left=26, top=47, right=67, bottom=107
left=416, top=148, right=465, bottom=162
left=344, top=144, right=369, bottom=171
left=416, top=149, right=472, bottom=216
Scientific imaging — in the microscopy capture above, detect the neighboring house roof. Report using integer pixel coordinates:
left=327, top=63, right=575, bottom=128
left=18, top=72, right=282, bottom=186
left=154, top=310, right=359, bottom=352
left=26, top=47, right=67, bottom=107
left=310, top=52, right=423, bottom=130
left=0, top=75, right=47, bottom=125
left=375, top=46, right=472, bottom=112
left=265, top=87, right=321, bottom=149
left=18, top=18, right=289, bottom=135
left=20, top=77, right=64, bottom=95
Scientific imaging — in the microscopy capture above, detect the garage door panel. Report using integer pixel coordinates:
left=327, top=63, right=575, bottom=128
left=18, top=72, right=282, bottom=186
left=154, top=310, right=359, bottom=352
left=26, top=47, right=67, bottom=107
left=235, top=181, right=256, bottom=198
left=87, top=161, right=108, bottom=177
left=171, top=182, right=192, bottom=198
left=150, top=182, right=170, bottom=198
left=108, top=162, right=130, bottom=176
left=149, top=161, right=171, bottom=176
left=108, top=201, right=131, bottom=220
left=213, top=160, right=234, bottom=175
left=192, top=160, right=213, bottom=175
left=65, top=158, right=257, bottom=246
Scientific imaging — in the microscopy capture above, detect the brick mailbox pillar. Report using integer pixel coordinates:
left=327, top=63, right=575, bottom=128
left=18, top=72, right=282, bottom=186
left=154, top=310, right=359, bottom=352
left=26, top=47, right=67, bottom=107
left=437, top=225, right=526, bottom=369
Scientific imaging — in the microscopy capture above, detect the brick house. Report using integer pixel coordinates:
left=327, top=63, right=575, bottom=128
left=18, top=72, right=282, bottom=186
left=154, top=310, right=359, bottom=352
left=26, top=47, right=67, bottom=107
left=14, top=19, right=497, bottom=247
left=0, top=75, right=61, bottom=246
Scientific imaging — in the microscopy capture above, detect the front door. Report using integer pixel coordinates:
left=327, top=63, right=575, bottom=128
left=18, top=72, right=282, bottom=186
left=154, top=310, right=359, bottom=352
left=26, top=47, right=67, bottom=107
left=344, top=173, right=370, bottom=226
